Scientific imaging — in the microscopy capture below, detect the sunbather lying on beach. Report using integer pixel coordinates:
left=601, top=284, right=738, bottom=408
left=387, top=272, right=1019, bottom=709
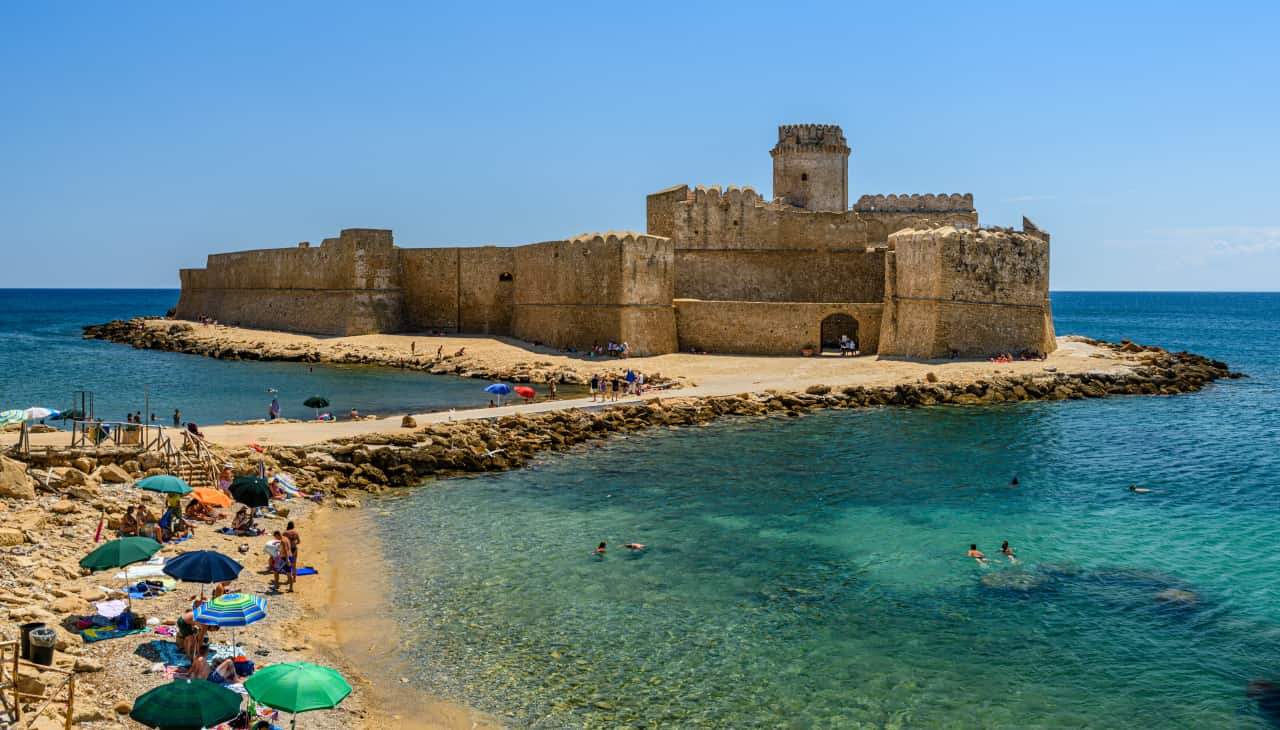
left=184, top=498, right=220, bottom=523
left=188, top=655, right=252, bottom=685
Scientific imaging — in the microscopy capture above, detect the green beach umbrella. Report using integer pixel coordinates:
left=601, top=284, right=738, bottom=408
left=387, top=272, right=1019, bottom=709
left=130, top=678, right=243, bottom=729
left=303, top=396, right=329, bottom=419
left=245, top=661, right=352, bottom=728
left=79, top=536, right=162, bottom=572
left=135, top=474, right=194, bottom=495
left=230, top=476, right=273, bottom=508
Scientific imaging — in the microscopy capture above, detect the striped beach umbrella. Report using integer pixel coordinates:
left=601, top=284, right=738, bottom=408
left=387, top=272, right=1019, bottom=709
left=0, top=410, right=25, bottom=427
left=23, top=407, right=59, bottom=421
left=195, top=592, right=267, bottom=654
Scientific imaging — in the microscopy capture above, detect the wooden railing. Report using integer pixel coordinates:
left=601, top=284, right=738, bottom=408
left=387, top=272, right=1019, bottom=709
left=0, top=639, right=75, bottom=729
left=68, top=420, right=154, bottom=449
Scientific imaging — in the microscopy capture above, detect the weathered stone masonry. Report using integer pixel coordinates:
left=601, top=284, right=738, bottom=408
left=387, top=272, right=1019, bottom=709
left=175, top=124, right=1054, bottom=358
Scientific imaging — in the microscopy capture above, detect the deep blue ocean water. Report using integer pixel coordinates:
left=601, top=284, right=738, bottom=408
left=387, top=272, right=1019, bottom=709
left=3, top=290, right=1278, bottom=727
left=364, top=292, right=1280, bottom=728
left=0, top=289, right=517, bottom=424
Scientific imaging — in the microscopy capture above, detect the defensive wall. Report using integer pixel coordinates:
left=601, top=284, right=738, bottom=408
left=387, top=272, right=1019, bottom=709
left=174, top=123, right=1054, bottom=360
left=878, top=221, right=1055, bottom=358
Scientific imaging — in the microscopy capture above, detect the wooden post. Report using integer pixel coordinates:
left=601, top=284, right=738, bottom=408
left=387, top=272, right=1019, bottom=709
left=64, top=672, right=74, bottom=730
left=11, top=639, right=19, bottom=721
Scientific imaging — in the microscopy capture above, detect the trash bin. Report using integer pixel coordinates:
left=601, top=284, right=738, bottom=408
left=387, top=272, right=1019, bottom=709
left=19, top=621, right=46, bottom=660
left=28, top=627, right=57, bottom=666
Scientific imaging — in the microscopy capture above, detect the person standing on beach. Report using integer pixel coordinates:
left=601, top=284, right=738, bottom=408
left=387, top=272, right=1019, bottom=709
left=271, top=530, right=294, bottom=592
left=549, top=379, right=557, bottom=400
left=590, top=374, right=600, bottom=402
left=268, top=398, right=280, bottom=421
left=283, top=521, right=300, bottom=588
left=173, top=409, right=181, bottom=427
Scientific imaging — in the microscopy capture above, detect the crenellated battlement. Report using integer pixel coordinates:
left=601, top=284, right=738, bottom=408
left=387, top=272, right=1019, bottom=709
left=853, top=193, right=974, bottom=213
left=565, top=231, right=666, bottom=247
left=689, top=185, right=763, bottom=205
left=773, top=124, right=849, bottom=151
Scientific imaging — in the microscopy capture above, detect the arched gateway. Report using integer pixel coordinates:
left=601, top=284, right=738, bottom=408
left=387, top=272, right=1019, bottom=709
left=820, top=313, right=858, bottom=354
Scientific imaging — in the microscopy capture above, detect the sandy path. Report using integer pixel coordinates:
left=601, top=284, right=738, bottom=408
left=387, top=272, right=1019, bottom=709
left=5, top=334, right=1130, bottom=450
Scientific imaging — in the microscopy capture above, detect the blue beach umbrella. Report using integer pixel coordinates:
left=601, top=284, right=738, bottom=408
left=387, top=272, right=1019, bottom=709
left=484, top=383, right=512, bottom=396
left=163, top=550, right=243, bottom=586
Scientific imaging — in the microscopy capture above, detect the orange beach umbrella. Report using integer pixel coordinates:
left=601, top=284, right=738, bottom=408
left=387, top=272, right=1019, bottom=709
left=192, top=487, right=233, bottom=507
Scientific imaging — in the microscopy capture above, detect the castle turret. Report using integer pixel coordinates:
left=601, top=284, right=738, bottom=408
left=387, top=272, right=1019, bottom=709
left=770, top=124, right=850, bottom=212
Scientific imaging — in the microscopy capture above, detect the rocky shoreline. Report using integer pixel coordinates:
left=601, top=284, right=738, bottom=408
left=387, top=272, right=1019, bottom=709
left=83, top=318, right=603, bottom=385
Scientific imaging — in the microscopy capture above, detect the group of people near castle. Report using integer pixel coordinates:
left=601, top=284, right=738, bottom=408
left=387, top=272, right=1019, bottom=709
left=589, top=370, right=644, bottom=402
left=586, top=340, right=630, bottom=358
left=988, top=350, right=1048, bottom=363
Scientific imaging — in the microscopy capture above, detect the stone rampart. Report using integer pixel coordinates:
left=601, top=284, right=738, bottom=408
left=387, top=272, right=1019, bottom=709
left=510, top=233, right=678, bottom=355
left=674, top=299, right=883, bottom=356
left=675, top=249, right=884, bottom=302
left=879, top=225, right=1055, bottom=358
left=173, top=228, right=405, bottom=335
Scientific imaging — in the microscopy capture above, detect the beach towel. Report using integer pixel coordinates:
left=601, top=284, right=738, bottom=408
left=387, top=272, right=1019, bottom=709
left=95, top=599, right=129, bottom=618
left=295, top=566, right=318, bottom=576
left=150, top=639, right=212, bottom=668
left=81, top=625, right=147, bottom=643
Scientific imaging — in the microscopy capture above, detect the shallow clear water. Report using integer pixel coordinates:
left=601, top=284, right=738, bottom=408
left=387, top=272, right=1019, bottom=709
left=371, top=293, right=1280, bottom=728
left=0, top=289, right=548, bottom=425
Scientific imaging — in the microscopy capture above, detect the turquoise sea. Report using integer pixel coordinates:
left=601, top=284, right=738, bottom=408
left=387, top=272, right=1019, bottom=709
left=0, top=289, right=526, bottom=424
left=366, top=292, right=1280, bottom=728
left=3, top=291, right=1278, bottom=727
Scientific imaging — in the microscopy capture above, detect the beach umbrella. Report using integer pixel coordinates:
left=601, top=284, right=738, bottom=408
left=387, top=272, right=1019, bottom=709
left=513, top=386, right=536, bottom=400
left=303, top=396, right=329, bottom=419
left=80, top=537, right=162, bottom=572
left=192, top=487, right=232, bottom=507
left=130, top=678, right=242, bottom=729
left=53, top=408, right=84, bottom=421
left=230, top=476, right=273, bottom=508
left=163, top=550, right=243, bottom=586
left=135, top=474, right=194, bottom=495
left=22, top=407, right=59, bottom=421
left=195, top=592, right=267, bottom=653
left=483, top=383, right=512, bottom=396
left=0, top=410, right=24, bottom=427
left=245, top=661, right=352, bottom=728
left=80, top=536, right=163, bottom=610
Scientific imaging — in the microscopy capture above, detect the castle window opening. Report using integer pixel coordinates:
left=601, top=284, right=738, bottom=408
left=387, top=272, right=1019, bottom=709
left=820, top=313, right=858, bottom=355
left=498, top=272, right=513, bottom=282
left=801, top=173, right=808, bottom=181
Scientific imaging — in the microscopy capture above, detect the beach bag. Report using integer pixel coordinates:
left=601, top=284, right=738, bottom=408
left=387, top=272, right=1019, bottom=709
left=263, top=540, right=280, bottom=558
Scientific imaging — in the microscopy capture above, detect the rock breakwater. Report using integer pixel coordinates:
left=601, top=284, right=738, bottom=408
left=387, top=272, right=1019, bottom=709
left=84, top=318, right=602, bottom=385
left=219, top=343, right=1240, bottom=496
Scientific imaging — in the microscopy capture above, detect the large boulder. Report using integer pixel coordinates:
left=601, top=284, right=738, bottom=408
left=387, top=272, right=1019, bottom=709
left=0, top=528, right=26, bottom=546
left=94, top=464, right=131, bottom=484
left=0, top=456, right=36, bottom=500
left=55, top=467, right=88, bottom=486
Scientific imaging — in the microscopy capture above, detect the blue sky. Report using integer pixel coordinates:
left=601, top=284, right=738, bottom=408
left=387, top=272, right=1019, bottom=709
left=2, top=1, right=1277, bottom=290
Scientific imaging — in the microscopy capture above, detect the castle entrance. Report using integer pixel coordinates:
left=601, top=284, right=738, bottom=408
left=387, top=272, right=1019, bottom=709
left=820, top=313, right=859, bottom=354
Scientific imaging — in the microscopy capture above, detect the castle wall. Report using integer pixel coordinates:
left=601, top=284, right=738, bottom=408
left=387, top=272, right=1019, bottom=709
left=674, top=300, right=882, bottom=356
left=674, top=249, right=885, bottom=302
left=458, top=247, right=516, bottom=334
left=172, top=229, right=405, bottom=335
left=878, top=226, right=1055, bottom=358
left=511, top=233, right=677, bottom=355
left=399, top=248, right=460, bottom=330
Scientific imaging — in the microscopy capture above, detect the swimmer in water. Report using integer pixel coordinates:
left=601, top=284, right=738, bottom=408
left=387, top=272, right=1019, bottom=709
left=595, top=541, right=607, bottom=554
left=967, top=544, right=989, bottom=565
left=624, top=543, right=645, bottom=552
left=1010, top=476, right=1020, bottom=486
left=1128, top=485, right=1153, bottom=493
left=1000, top=540, right=1018, bottom=563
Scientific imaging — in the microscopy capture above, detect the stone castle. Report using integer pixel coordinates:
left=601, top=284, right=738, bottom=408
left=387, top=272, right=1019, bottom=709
left=175, top=124, right=1055, bottom=358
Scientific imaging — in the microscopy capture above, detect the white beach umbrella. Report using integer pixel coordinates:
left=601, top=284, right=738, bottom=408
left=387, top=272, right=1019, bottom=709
left=23, top=407, right=59, bottom=420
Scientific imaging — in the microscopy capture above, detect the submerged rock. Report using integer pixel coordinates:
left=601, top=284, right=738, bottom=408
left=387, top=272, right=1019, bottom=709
left=980, top=568, right=1049, bottom=592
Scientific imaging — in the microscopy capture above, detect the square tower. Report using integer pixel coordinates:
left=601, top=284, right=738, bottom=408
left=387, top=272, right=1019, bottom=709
left=770, top=124, right=850, bottom=212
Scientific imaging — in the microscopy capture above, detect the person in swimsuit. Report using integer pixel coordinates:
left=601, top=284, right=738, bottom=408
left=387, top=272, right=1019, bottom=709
left=967, top=544, right=989, bottom=565
left=1128, top=485, right=1153, bottom=493
left=283, top=521, right=301, bottom=587
left=595, top=541, right=607, bottom=555
left=271, top=530, right=295, bottom=593
left=624, top=543, right=645, bottom=552
left=1000, top=540, right=1018, bottom=563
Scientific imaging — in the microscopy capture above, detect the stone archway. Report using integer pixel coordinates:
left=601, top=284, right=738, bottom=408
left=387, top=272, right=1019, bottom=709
left=820, top=313, right=858, bottom=354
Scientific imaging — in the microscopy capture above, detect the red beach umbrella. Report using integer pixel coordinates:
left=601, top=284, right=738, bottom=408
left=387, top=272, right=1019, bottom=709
left=513, top=386, right=536, bottom=400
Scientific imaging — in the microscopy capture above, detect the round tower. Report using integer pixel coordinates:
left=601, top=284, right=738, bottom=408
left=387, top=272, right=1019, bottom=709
left=770, top=124, right=850, bottom=212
